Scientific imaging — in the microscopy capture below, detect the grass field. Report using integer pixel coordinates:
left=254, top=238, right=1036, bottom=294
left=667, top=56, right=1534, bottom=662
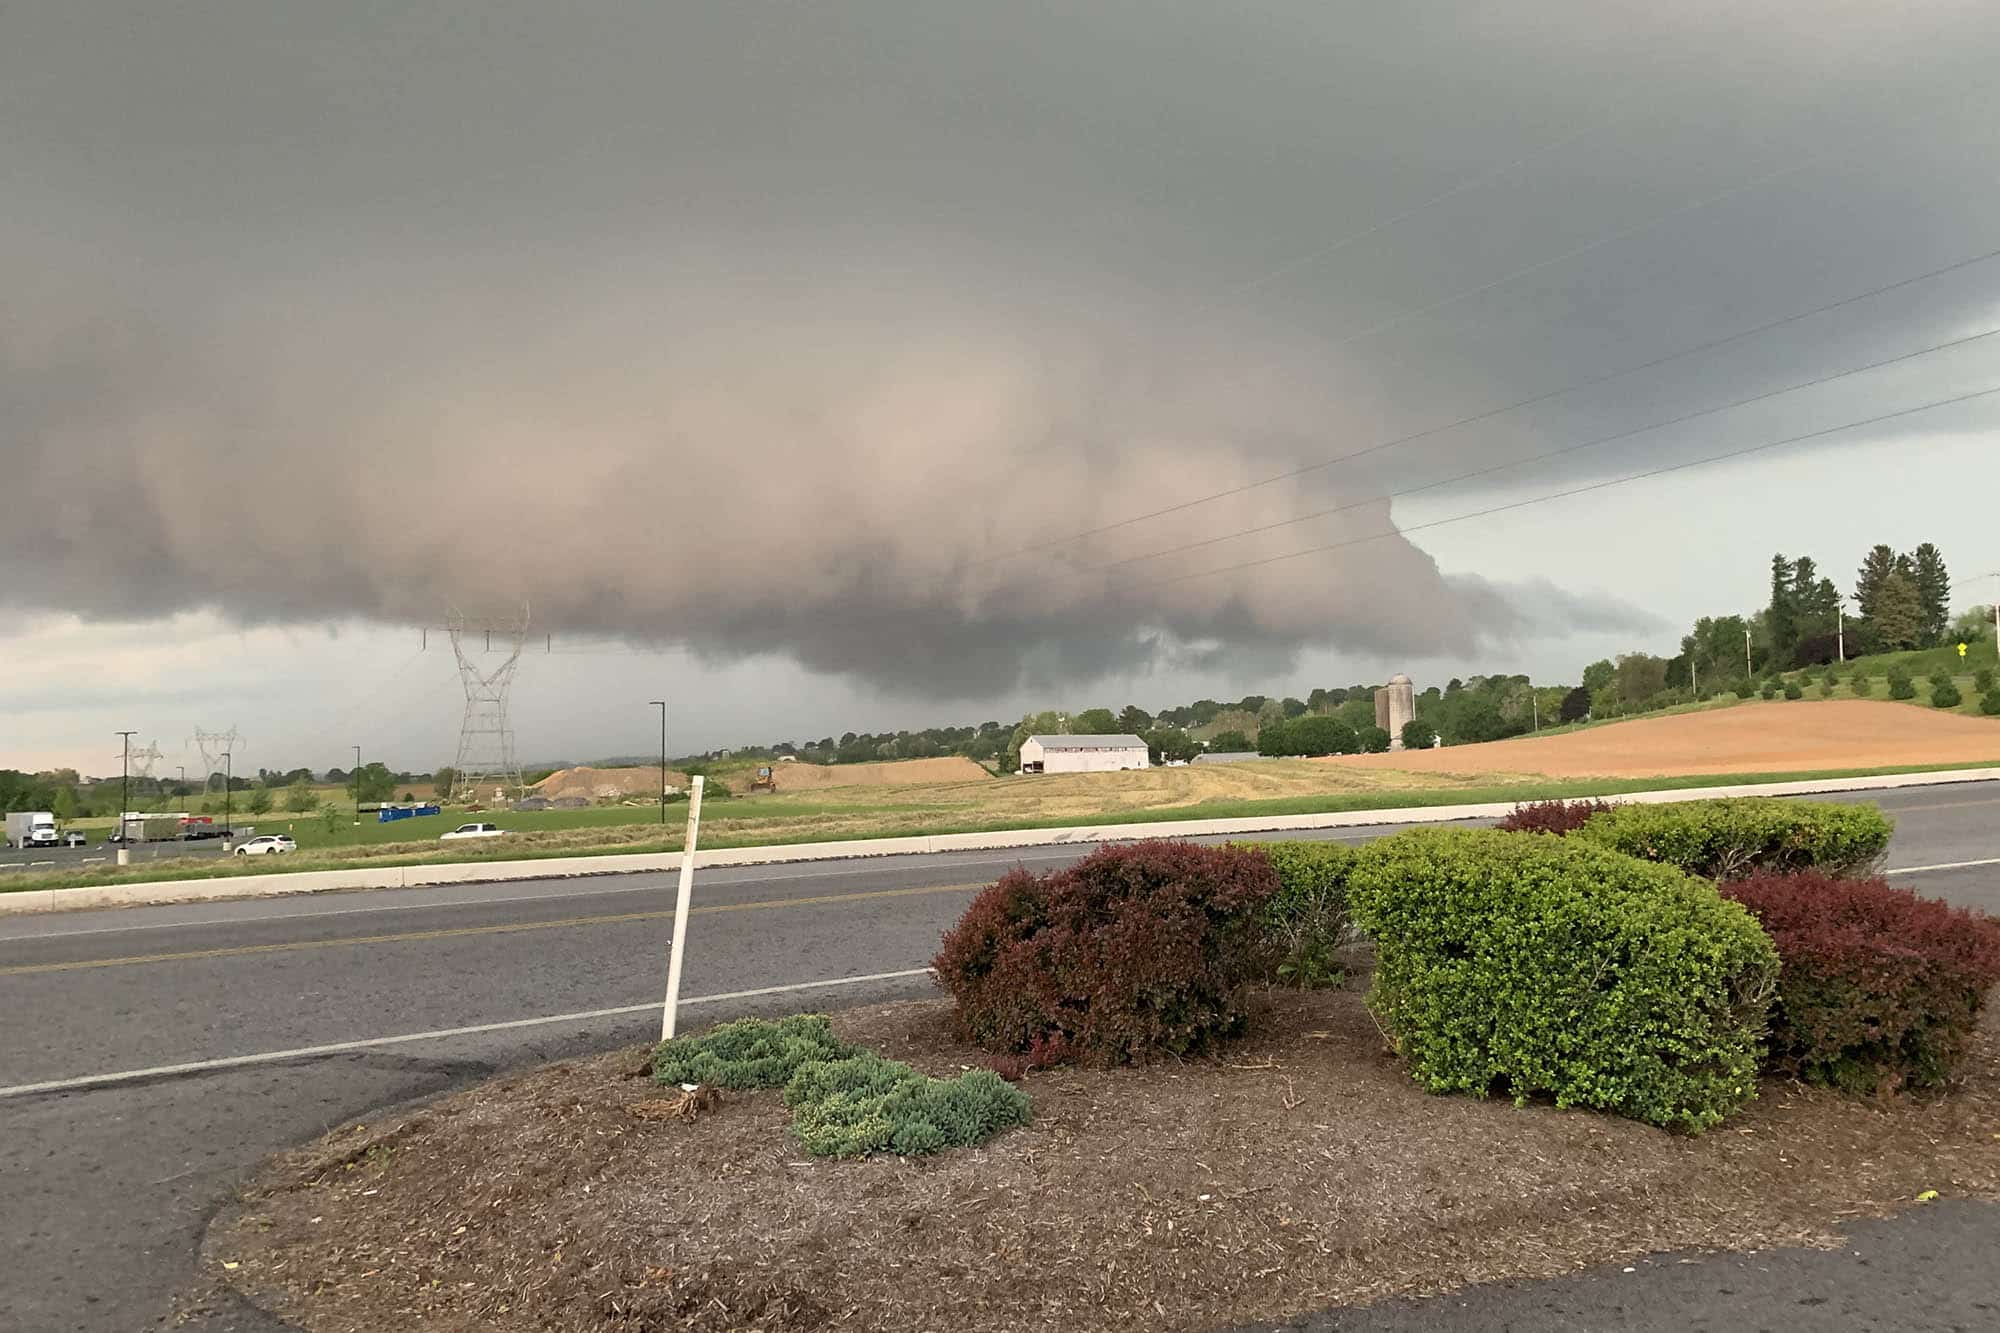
left=6, top=756, right=1995, bottom=899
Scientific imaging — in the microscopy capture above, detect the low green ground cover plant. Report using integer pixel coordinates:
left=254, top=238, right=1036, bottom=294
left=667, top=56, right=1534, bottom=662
left=1575, top=798, right=1893, bottom=880
left=651, top=1015, right=1029, bottom=1157
left=1722, top=872, right=2000, bottom=1094
left=1347, top=829, right=1777, bottom=1132
left=783, top=1050, right=1030, bottom=1157
left=933, top=841, right=1280, bottom=1062
left=1983, top=688, right=2000, bottom=717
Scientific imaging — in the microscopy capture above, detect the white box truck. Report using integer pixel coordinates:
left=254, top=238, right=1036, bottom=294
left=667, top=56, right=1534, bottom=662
left=5, top=812, right=59, bottom=849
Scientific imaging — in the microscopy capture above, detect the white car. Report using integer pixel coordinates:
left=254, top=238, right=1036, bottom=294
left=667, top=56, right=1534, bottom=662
left=234, top=835, right=297, bottom=856
left=440, top=822, right=507, bottom=841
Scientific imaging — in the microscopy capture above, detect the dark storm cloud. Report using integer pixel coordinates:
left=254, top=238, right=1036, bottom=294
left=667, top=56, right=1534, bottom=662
left=4, top=2, right=1998, bottom=697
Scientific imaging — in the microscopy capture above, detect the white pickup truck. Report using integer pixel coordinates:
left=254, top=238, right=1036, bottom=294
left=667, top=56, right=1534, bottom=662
left=5, top=811, right=59, bottom=849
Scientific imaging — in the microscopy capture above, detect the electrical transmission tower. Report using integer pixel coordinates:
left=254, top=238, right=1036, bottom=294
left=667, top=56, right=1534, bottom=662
left=129, top=740, right=165, bottom=783
left=190, top=727, right=243, bottom=789
left=443, top=604, right=531, bottom=804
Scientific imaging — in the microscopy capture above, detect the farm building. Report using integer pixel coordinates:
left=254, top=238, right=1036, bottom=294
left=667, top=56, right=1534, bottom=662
left=1018, top=734, right=1151, bottom=774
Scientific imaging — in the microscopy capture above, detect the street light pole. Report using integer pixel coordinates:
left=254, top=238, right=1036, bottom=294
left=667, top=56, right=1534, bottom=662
left=222, top=751, right=233, bottom=846
left=177, top=765, right=187, bottom=816
left=353, top=745, right=363, bottom=826
left=1745, top=628, right=1754, bottom=680
left=116, top=731, right=136, bottom=863
left=650, top=701, right=668, bottom=825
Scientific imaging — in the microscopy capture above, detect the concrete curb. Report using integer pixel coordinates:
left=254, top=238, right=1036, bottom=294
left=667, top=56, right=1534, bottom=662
left=5, top=765, right=1995, bottom=916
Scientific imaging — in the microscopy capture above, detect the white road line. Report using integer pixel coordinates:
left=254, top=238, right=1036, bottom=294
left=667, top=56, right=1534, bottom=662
left=0, top=850, right=1094, bottom=942
left=0, top=967, right=937, bottom=1100
left=1885, top=856, right=2000, bottom=877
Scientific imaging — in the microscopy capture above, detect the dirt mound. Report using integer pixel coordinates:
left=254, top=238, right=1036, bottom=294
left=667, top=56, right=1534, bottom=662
left=209, top=990, right=2000, bottom=1332
left=767, top=756, right=991, bottom=790
left=1333, top=698, right=2000, bottom=780
left=530, top=765, right=688, bottom=802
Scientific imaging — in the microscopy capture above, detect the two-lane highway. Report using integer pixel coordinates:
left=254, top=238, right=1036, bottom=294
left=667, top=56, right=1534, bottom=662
left=1, top=783, right=1996, bottom=1331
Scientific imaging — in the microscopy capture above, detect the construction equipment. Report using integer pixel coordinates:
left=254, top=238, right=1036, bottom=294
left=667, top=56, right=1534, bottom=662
left=749, top=765, right=777, bottom=794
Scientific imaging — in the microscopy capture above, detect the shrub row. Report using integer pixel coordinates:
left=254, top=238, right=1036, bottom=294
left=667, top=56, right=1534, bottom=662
left=652, top=1015, right=1029, bottom=1157
left=1721, top=872, right=2000, bottom=1094
left=1575, top=797, right=1893, bottom=880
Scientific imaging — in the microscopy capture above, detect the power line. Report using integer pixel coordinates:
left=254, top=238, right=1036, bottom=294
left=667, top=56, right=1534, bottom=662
left=979, top=240, right=2000, bottom=568
left=1128, top=381, right=2000, bottom=591
left=1089, top=322, right=2000, bottom=574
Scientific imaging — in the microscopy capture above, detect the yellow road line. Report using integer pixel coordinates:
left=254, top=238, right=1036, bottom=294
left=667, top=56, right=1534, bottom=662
left=0, top=882, right=984, bottom=978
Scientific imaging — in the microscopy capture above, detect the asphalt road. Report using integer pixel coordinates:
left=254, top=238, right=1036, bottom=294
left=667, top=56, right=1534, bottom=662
left=0, top=838, right=232, bottom=869
left=1, top=782, right=1995, bottom=1331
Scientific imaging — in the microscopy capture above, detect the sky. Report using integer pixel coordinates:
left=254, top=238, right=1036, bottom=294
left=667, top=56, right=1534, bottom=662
left=4, top=1, right=1999, bottom=778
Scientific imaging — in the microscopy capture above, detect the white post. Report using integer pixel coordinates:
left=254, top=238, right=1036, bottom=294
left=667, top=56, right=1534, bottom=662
left=660, top=775, right=705, bottom=1041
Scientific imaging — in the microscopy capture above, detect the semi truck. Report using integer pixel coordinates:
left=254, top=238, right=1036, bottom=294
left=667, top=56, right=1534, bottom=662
left=5, top=812, right=59, bottom=849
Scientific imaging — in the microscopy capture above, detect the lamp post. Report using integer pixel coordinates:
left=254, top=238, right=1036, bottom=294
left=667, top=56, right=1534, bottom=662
left=353, top=745, right=363, bottom=826
left=116, top=731, right=136, bottom=865
left=222, top=751, right=233, bottom=848
left=650, top=701, right=668, bottom=825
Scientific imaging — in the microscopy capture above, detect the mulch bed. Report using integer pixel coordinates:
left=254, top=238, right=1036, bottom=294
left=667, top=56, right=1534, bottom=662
left=202, top=986, right=2000, bottom=1331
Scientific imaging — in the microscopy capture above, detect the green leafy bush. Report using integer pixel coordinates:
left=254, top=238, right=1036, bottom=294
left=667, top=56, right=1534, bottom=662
left=1723, top=872, right=2000, bottom=1094
left=1347, top=830, right=1777, bottom=1132
left=1400, top=718, right=1436, bottom=750
left=1576, top=798, right=1893, bottom=880
left=651, top=1013, right=854, bottom=1089
left=1849, top=669, right=1871, bottom=697
left=1983, top=688, right=2000, bottom=717
left=783, top=1052, right=1031, bottom=1157
left=1932, top=679, right=1963, bottom=709
left=1759, top=683, right=1778, bottom=700
left=1888, top=666, right=1916, bottom=700
left=1733, top=680, right=1756, bottom=699
left=1250, top=841, right=1355, bottom=988
left=1357, top=724, right=1392, bottom=754
left=1976, top=667, right=1997, bottom=694
left=1783, top=680, right=1803, bottom=700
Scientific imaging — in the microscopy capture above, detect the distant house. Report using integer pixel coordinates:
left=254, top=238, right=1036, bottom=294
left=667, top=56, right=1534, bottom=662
left=1192, top=751, right=1262, bottom=765
left=1019, top=734, right=1150, bottom=774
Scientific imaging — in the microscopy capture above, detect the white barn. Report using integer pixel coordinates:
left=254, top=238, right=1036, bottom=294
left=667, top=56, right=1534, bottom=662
left=1019, top=734, right=1150, bottom=774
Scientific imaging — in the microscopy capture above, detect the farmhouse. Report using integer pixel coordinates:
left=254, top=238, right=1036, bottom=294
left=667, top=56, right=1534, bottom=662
left=1018, top=734, right=1150, bottom=774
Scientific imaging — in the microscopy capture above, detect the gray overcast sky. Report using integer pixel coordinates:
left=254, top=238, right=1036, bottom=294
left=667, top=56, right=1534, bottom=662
left=4, top=2, right=1998, bottom=776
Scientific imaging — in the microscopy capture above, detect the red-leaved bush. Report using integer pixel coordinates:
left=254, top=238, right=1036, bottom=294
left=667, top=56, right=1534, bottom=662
left=1721, top=871, right=2000, bottom=1093
left=932, top=841, right=1280, bottom=1064
left=1494, top=799, right=1616, bottom=835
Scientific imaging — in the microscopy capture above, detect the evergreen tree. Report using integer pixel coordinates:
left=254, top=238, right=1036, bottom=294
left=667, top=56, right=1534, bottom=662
left=1912, top=542, right=1951, bottom=646
left=1854, top=544, right=1898, bottom=619
left=1872, top=571, right=1924, bottom=651
left=1767, top=554, right=1799, bottom=663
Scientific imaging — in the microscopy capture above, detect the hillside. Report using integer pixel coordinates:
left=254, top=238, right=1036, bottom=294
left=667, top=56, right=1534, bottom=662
left=1332, top=698, right=2000, bottom=780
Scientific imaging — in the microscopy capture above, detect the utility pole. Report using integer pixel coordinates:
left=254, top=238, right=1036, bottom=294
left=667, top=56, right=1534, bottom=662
left=1745, top=628, right=1754, bottom=681
left=353, top=745, right=363, bottom=826
left=650, top=701, right=668, bottom=826
left=116, top=731, right=136, bottom=865
left=222, top=751, right=233, bottom=846
left=177, top=765, right=187, bottom=816
left=1837, top=598, right=1846, bottom=664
